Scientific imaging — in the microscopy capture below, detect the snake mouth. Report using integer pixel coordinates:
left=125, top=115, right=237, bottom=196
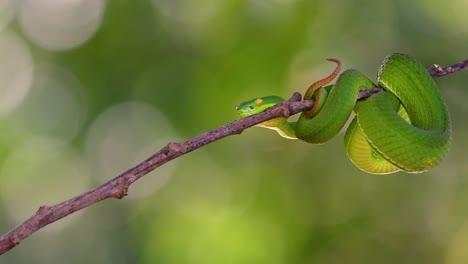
left=236, top=107, right=252, bottom=118
left=237, top=112, right=249, bottom=118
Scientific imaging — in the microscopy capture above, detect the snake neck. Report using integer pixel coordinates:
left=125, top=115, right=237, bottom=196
left=257, top=118, right=297, bottom=139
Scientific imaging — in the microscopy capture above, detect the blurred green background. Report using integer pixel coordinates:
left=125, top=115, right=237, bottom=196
left=1, top=0, right=468, bottom=263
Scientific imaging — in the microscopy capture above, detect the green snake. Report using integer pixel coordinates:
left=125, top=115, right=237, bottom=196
left=236, top=53, right=451, bottom=174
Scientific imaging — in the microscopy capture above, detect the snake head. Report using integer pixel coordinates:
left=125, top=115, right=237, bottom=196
left=236, top=96, right=285, bottom=118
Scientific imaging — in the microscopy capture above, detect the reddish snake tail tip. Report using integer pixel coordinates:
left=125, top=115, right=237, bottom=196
left=303, top=58, right=342, bottom=100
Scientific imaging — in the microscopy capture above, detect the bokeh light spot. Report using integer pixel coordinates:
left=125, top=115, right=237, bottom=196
left=18, top=0, right=105, bottom=51
left=0, top=30, right=34, bottom=115
left=8, top=63, right=87, bottom=140
left=141, top=213, right=286, bottom=264
left=446, top=222, right=468, bottom=264
left=85, top=101, right=178, bottom=198
left=187, top=217, right=286, bottom=264
left=0, top=136, right=91, bottom=227
left=0, top=0, right=16, bottom=30
left=151, top=0, right=225, bottom=45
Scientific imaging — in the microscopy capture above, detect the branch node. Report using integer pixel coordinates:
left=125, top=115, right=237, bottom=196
left=113, top=186, right=128, bottom=199
left=281, top=92, right=304, bottom=117
left=9, top=234, right=20, bottom=246
left=430, top=64, right=444, bottom=75
left=36, top=206, right=50, bottom=215
left=113, top=178, right=129, bottom=199
left=289, top=92, right=302, bottom=102
left=167, top=142, right=182, bottom=154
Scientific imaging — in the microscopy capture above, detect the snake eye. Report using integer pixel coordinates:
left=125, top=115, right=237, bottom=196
left=255, top=98, right=263, bottom=106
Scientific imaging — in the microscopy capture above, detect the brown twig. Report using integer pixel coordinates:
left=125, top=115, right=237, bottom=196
left=428, top=59, right=468, bottom=77
left=0, top=58, right=467, bottom=255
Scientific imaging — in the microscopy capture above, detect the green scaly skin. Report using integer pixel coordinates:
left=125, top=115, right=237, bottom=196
left=236, top=53, right=451, bottom=174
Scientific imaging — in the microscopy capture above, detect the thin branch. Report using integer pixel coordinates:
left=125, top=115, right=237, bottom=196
left=428, top=59, right=468, bottom=77
left=0, top=58, right=467, bottom=256
left=0, top=92, right=310, bottom=255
